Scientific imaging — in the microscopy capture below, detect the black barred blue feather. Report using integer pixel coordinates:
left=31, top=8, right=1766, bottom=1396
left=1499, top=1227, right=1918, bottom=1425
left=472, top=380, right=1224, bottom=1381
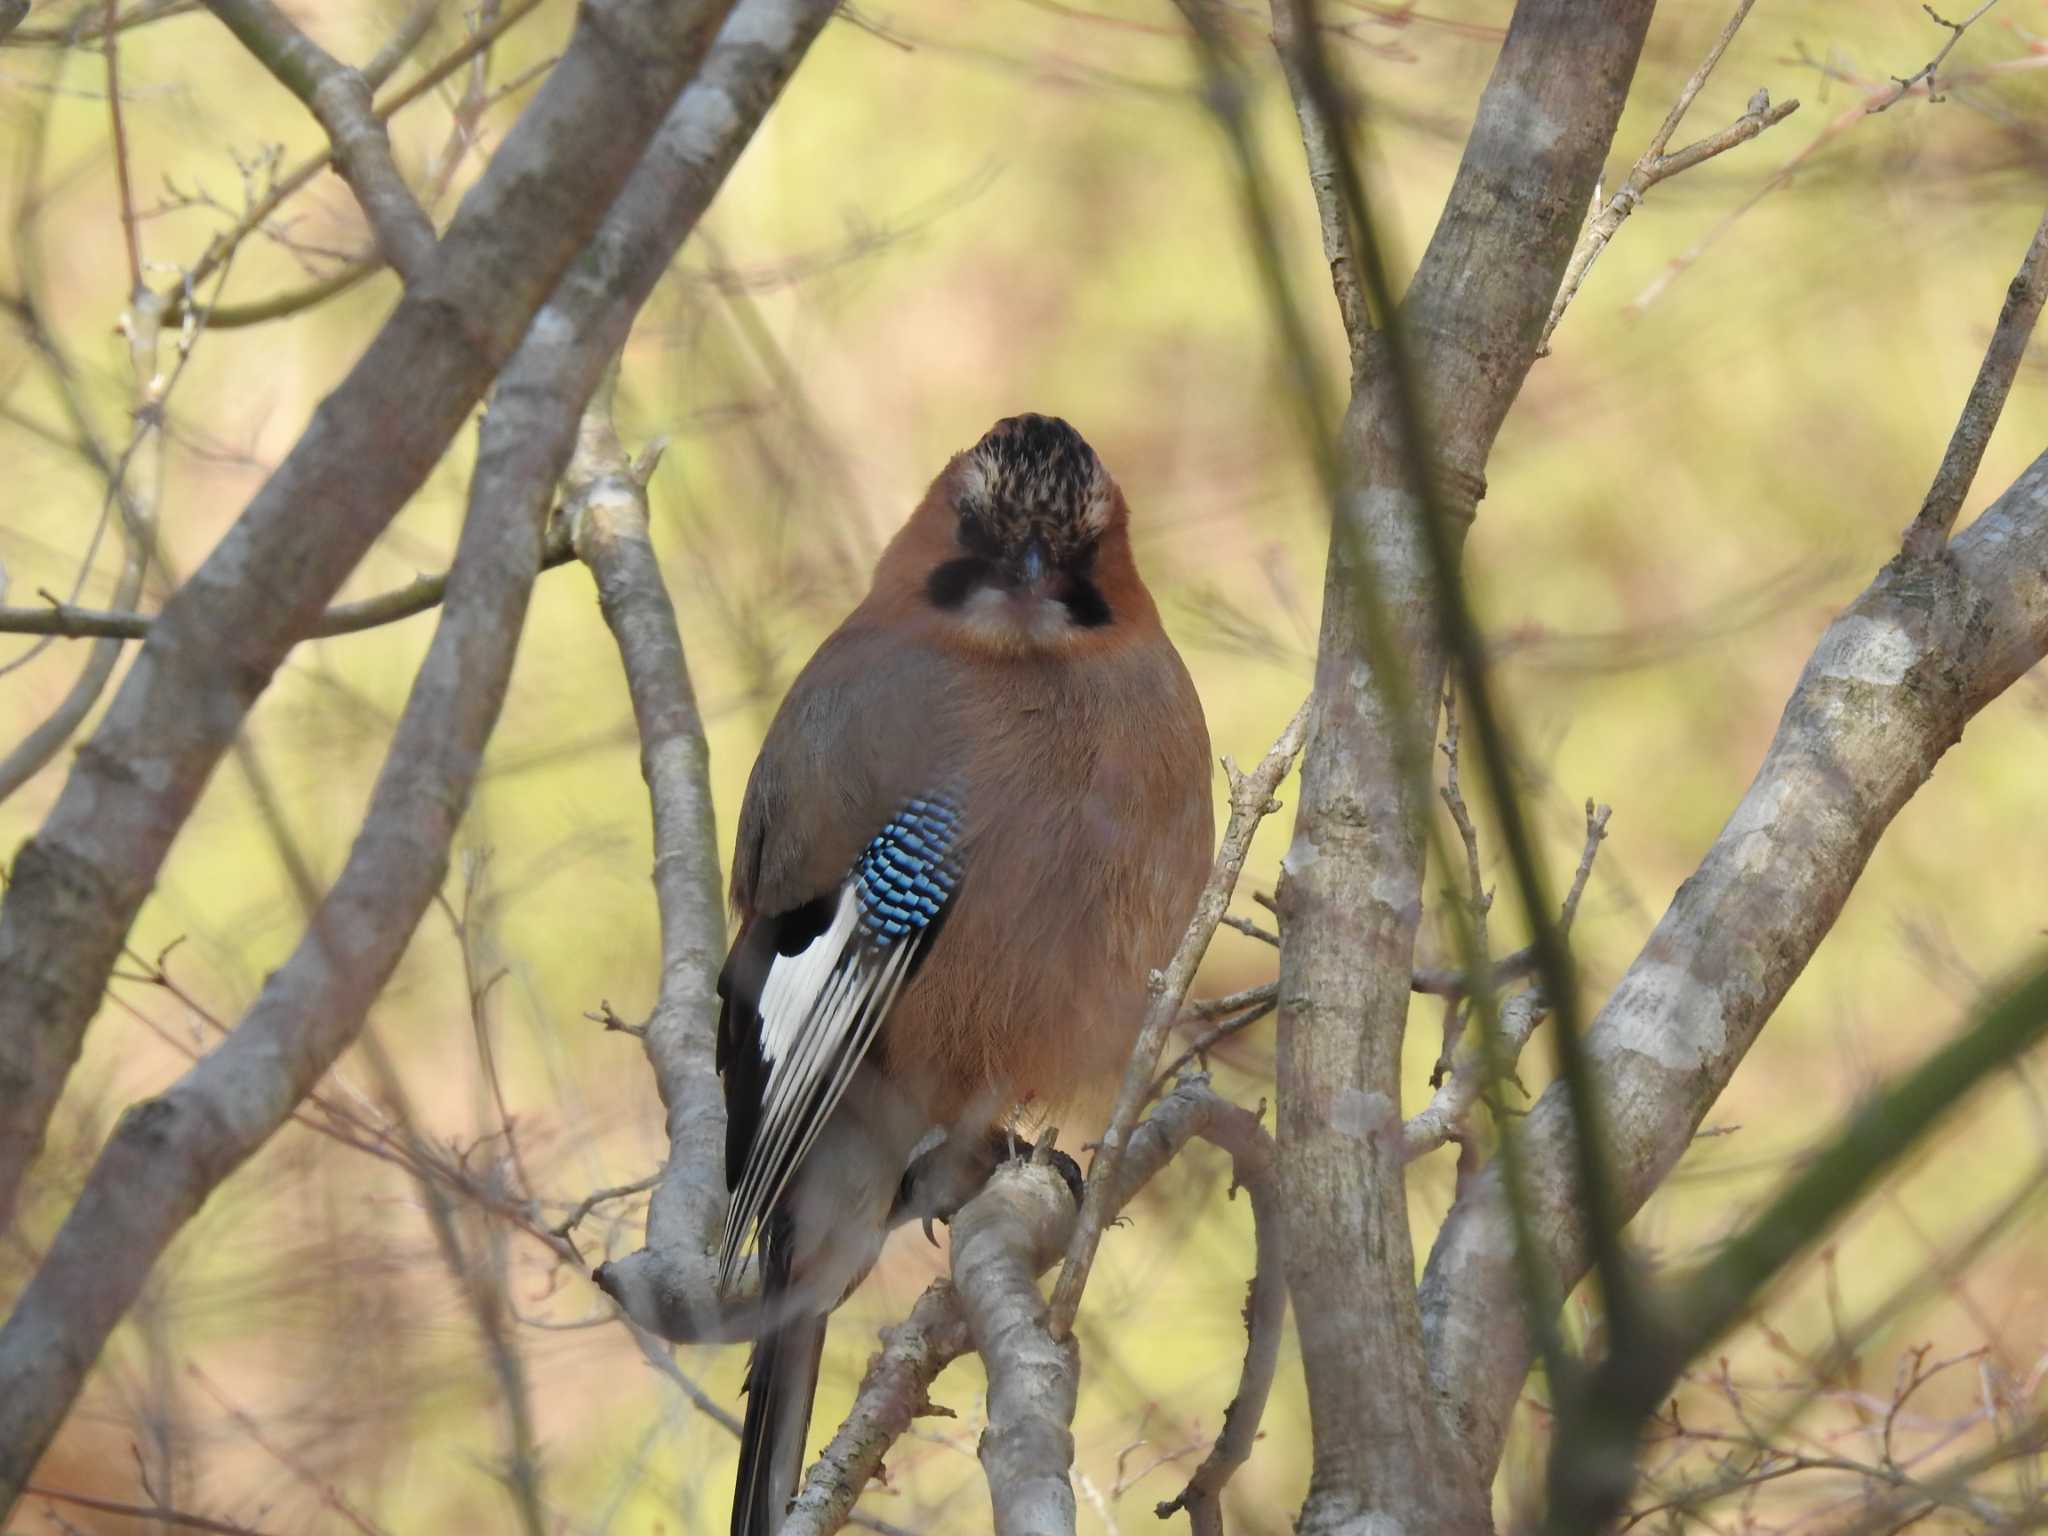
left=716, top=791, right=964, bottom=1293
left=855, top=797, right=962, bottom=945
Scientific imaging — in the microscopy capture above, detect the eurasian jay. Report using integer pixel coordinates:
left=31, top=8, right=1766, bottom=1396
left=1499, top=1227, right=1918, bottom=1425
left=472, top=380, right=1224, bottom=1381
left=714, top=414, right=1212, bottom=1534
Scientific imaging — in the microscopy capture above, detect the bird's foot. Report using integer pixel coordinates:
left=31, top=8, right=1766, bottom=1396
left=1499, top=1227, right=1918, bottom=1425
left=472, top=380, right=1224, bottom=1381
left=892, top=1126, right=1081, bottom=1243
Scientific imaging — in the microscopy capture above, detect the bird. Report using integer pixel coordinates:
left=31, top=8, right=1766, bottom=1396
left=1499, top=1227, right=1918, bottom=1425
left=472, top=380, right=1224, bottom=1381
left=714, top=413, right=1213, bottom=1534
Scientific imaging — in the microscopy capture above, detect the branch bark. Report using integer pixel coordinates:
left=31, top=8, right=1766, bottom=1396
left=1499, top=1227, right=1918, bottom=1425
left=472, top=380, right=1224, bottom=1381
left=0, top=0, right=834, bottom=1503
left=953, top=1158, right=1082, bottom=1536
left=1269, top=0, right=1372, bottom=373
left=0, top=0, right=735, bottom=1235
left=0, top=523, right=576, bottom=644
left=1264, top=4, right=1655, bottom=1532
left=201, top=0, right=438, bottom=282
left=1421, top=445, right=2048, bottom=1484
left=1901, top=208, right=2048, bottom=559
left=1539, top=0, right=1800, bottom=354
left=1154, top=1099, right=1285, bottom=1536
left=781, top=1076, right=1256, bottom=1536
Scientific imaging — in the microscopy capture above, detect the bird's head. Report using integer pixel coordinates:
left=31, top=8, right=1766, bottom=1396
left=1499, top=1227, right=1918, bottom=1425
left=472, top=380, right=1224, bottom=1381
left=903, top=414, right=1138, bottom=650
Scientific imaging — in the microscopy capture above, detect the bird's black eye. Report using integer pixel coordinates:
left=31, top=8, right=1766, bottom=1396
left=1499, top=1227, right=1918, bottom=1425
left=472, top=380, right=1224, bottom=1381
left=926, top=556, right=991, bottom=610
left=1061, top=578, right=1112, bottom=628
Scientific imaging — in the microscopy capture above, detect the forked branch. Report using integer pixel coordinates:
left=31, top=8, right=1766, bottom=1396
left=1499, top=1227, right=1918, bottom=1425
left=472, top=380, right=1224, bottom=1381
left=1901, top=208, right=2048, bottom=559
left=1541, top=0, right=1799, bottom=352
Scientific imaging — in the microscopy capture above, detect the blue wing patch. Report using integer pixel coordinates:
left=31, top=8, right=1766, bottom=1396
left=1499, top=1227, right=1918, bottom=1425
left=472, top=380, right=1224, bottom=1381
left=717, top=789, right=966, bottom=1293
left=855, top=795, right=963, bottom=947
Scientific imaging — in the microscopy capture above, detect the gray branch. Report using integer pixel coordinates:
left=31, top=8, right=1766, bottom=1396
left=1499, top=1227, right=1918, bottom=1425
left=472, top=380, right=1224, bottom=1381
left=1540, top=0, right=1801, bottom=354
left=1267, top=5, right=1655, bottom=1532
left=200, top=0, right=438, bottom=281
left=1045, top=700, right=1306, bottom=1338
left=0, top=0, right=830, bottom=1500
left=1901, top=208, right=2048, bottom=558
left=953, top=1158, right=1082, bottom=1536
left=782, top=1077, right=1252, bottom=1536
left=0, top=523, right=576, bottom=643
left=1420, top=445, right=2048, bottom=1484
left=0, top=0, right=735, bottom=1235
left=559, top=0, right=844, bottom=1345
left=1155, top=1099, right=1285, bottom=1536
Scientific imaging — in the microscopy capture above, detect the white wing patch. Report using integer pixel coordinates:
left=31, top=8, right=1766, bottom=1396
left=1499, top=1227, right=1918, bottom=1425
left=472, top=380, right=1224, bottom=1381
left=720, top=794, right=963, bottom=1292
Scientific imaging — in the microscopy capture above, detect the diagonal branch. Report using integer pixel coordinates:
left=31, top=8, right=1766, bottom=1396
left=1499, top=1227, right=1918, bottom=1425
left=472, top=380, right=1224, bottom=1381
left=1269, top=0, right=1373, bottom=373
left=0, top=0, right=829, bottom=1499
left=1540, top=0, right=1800, bottom=354
left=0, top=0, right=736, bottom=1237
left=1867, top=0, right=2003, bottom=113
left=201, top=0, right=438, bottom=282
left=1421, top=445, right=2048, bottom=1486
left=782, top=1076, right=1254, bottom=1536
left=1901, top=208, right=2048, bottom=559
left=157, top=0, right=550, bottom=328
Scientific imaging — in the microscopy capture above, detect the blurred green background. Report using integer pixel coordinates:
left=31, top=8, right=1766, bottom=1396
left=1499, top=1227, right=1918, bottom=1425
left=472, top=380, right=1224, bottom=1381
left=3, top=0, right=2046, bottom=1529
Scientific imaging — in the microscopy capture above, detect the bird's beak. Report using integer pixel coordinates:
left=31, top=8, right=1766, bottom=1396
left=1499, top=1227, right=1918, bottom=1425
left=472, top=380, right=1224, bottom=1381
left=1013, top=537, right=1050, bottom=593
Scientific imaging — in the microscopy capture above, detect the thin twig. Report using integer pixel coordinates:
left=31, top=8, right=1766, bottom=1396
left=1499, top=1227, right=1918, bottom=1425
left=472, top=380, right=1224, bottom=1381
left=200, top=0, right=438, bottom=280
left=10, top=0, right=196, bottom=43
left=1901, top=209, right=2048, bottom=559
left=1868, top=0, right=2004, bottom=113
left=1045, top=700, right=1309, bottom=1341
left=1218, top=912, right=1278, bottom=947
left=1155, top=1099, right=1285, bottom=1535
left=1541, top=0, right=1799, bottom=352
left=1269, top=0, right=1372, bottom=371
left=159, top=0, right=548, bottom=324
left=25, top=1485, right=285, bottom=1536
left=0, top=518, right=577, bottom=640
left=104, top=0, right=143, bottom=296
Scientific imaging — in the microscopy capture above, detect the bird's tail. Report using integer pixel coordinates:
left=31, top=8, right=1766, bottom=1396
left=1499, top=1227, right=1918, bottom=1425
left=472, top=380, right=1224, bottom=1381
left=731, top=1302, right=827, bottom=1536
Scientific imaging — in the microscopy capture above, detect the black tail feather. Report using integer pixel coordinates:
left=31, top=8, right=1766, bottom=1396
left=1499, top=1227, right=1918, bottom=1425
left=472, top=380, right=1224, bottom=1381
left=732, top=1234, right=827, bottom=1536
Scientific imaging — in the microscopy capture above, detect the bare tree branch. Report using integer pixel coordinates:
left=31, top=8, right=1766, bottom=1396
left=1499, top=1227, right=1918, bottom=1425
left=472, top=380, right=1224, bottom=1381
left=564, top=354, right=745, bottom=1341
left=1045, top=698, right=1307, bottom=1339
left=1901, top=208, right=2048, bottom=559
left=0, top=521, right=577, bottom=644
left=1239, top=3, right=1657, bottom=1530
left=23, top=1483, right=285, bottom=1536
left=784, top=1076, right=1258, bottom=1536
left=0, top=0, right=736, bottom=1235
left=200, top=0, right=438, bottom=281
left=157, top=0, right=550, bottom=328
left=0, top=521, right=145, bottom=801
left=1867, top=0, right=2004, bottom=113
left=781, top=1280, right=974, bottom=1536
left=954, top=1155, right=1082, bottom=1536
left=1422, top=445, right=2048, bottom=1486
left=0, top=0, right=834, bottom=1497
left=543, top=0, right=844, bottom=1347
left=1541, top=0, right=1799, bottom=353
left=9, top=0, right=194, bottom=44
left=1154, top=1099, right=1284, bottom=1536
left=1401, top=800, right=1609, bottom=1162
left=1269, top=0, right=1372, bottom=373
